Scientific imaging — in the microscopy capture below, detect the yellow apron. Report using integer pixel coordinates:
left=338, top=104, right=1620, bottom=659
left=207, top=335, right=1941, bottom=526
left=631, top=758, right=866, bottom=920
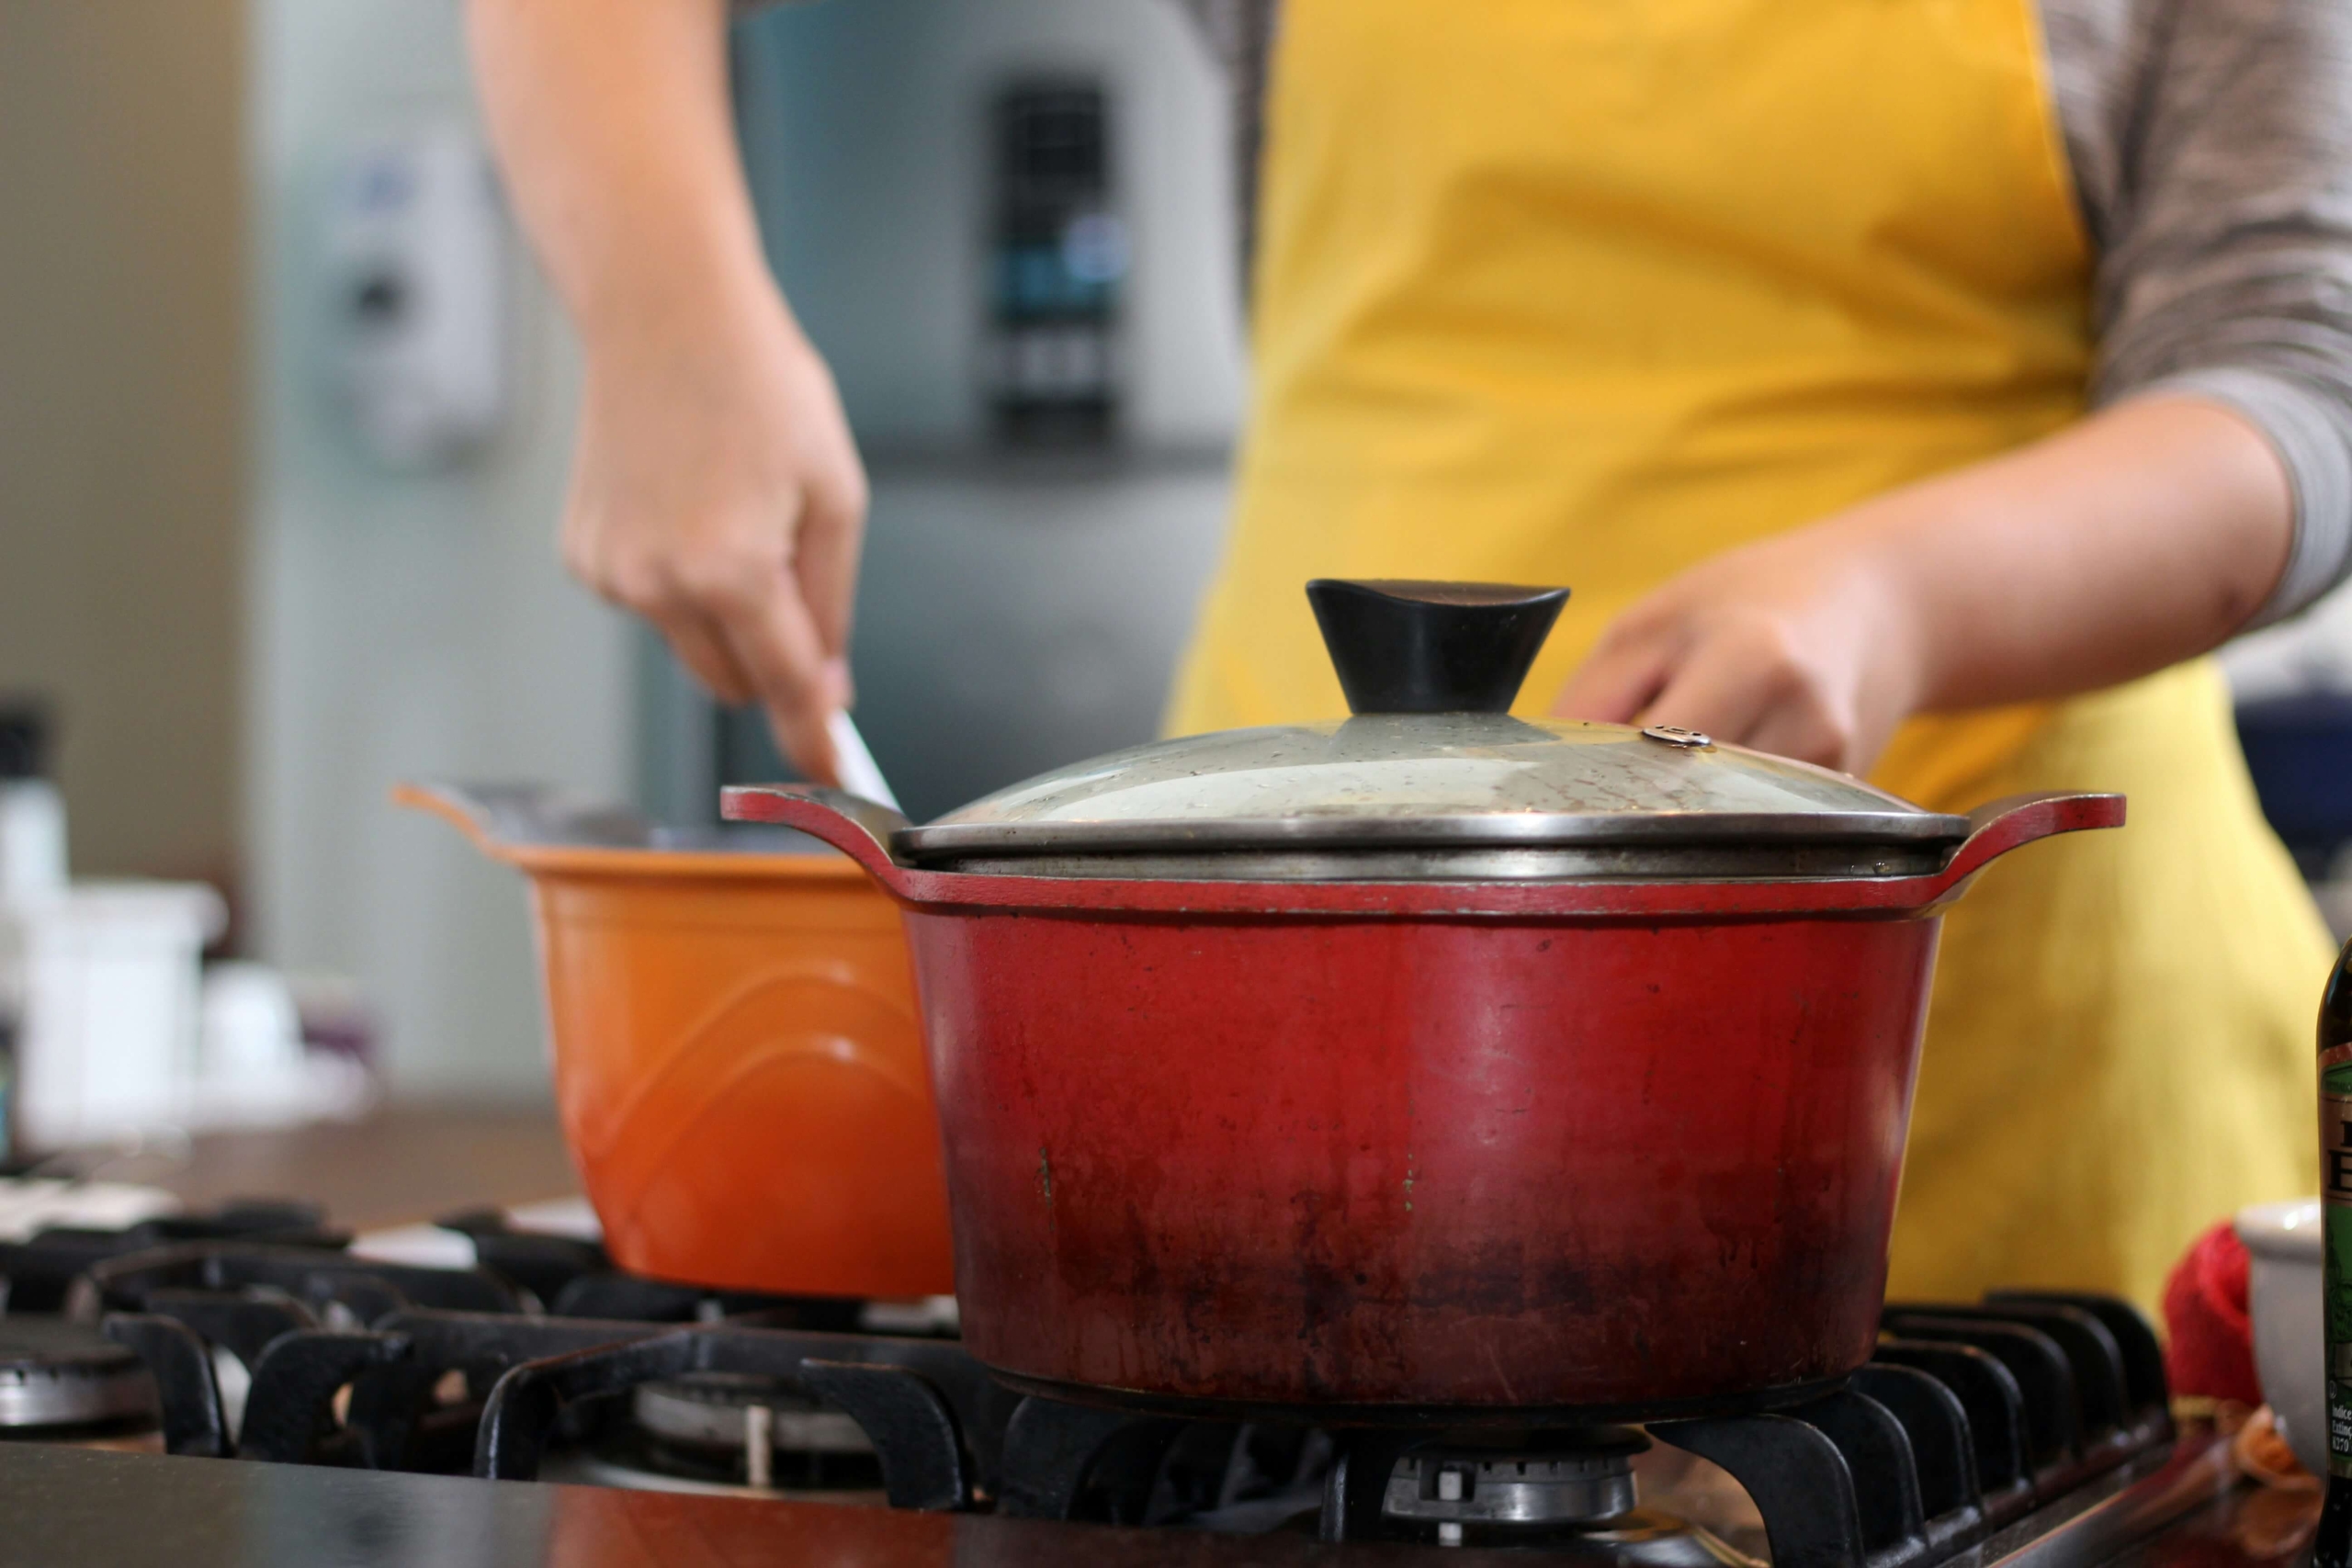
left=1169, top=0, right=2331, bottom=1309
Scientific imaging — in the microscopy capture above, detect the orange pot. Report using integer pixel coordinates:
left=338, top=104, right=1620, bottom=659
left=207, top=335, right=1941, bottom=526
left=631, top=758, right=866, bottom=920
left=397, top=783, right=954, bottom=1300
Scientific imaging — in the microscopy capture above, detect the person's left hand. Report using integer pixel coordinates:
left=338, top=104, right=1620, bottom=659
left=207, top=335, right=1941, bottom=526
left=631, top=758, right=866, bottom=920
left=1555, top=397, right=2297, bottom=773
left=1551, top=515, right=1928, bottom=775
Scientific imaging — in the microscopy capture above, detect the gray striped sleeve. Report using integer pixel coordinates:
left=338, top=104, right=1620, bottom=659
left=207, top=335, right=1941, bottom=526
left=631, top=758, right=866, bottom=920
left=2149, top=367, right=2352, bottom=623
left=2045, top=0, right=2352, bottom=627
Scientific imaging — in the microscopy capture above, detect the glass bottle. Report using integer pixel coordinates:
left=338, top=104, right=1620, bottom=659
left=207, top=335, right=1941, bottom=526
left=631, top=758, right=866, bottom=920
left=2316, top=937, right=2352, bottom=1565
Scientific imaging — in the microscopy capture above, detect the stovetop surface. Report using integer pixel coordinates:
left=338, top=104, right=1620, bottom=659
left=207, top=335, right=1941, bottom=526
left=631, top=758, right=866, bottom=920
left=0, top=1438, right=2307, bottom=1568
left=0, top=1185, right=2318, bottom=1568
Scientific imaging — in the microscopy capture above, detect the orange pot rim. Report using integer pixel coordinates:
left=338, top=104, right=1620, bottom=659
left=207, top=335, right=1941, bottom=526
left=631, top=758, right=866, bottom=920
left=393, top=782, right=871, bottom=883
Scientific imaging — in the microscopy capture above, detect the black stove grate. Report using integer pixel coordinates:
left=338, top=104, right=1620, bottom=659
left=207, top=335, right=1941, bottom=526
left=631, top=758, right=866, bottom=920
left=4, top=1202, right=2178, bottom=1566
left=0, top=1200, right=346, bottom=1314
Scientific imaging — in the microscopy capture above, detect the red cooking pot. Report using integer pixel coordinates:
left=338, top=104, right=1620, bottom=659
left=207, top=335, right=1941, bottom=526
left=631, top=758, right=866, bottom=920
left=726, top=580, right=2122, bottom=1422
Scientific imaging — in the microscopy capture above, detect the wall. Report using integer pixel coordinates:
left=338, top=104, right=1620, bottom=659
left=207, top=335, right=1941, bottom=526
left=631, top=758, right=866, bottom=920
left=0, top=1, right=247, bottom=888
left=244, top=0, right=630, bottom=1100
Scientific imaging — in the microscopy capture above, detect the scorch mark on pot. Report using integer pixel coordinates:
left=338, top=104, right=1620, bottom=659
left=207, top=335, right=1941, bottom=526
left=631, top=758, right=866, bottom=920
left=1037, top=1146, right=1053, bottom=1204
left=1404, top=1152, right=1416, bottom=1213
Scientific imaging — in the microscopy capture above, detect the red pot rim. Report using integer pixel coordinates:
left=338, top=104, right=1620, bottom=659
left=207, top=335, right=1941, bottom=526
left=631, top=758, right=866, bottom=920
left=722, top=787, right=2125, bottom=921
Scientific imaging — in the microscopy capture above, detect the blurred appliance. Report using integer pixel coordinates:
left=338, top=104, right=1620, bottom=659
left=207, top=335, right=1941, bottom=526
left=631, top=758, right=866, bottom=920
left=986, top=81, right=1125, bottom=447
left=647, top=459, right=1231, bottom=828
left=321, top=121, right=507, bottom=468
left=656, top=9, right=1238, bottom=825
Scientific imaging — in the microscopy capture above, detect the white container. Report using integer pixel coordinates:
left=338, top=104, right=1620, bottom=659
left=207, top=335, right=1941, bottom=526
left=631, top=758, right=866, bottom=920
left=2235, top=1197, right=2325, bottom=1476
left=16, top=881, right=226, bottom=1148
left=188, top=962, right=373, bottom=1132
left=0, top=779, right=67, bottom=905
left=0, top=1179, right=180, bottom=1241
left=199, top=962, right=304, bottom=1086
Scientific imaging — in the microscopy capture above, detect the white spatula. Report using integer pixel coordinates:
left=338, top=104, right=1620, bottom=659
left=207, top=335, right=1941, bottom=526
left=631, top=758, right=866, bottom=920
left=827, top=709, right=904, bottom=816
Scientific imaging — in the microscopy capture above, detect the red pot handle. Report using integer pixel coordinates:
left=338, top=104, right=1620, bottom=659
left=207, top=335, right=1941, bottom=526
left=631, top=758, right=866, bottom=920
left=1936, top=791, right=2127, bottom=889
left=722, top=784, right=915, bottom=895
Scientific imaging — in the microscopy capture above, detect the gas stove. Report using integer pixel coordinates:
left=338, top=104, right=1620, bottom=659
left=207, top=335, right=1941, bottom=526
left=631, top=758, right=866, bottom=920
left=0, top=1190, right=2303, bottom=1568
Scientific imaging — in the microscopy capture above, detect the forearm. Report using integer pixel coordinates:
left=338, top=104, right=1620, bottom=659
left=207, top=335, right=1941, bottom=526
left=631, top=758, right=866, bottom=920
left=1555, top=395, right=2297, bottom=773
left=470, top=0, right=868, bottom=784
left=469, top=0, right=780, bottom=352
left=1861, top=396, right=2293, bottom=715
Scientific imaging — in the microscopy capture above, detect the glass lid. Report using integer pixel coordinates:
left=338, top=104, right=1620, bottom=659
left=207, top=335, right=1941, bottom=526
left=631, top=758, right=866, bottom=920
left=893, top=581, right=1968, bottom=881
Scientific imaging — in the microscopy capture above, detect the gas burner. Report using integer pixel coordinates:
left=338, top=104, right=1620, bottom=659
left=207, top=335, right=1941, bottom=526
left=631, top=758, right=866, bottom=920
left=0, top=1320, right=159, bottom=1438
left=1379, top=1428, right=1754, bottom=1562
left=1387, top=1427, right=1646, bottom=1530
left=604, top=1371, right=883, bottom=1495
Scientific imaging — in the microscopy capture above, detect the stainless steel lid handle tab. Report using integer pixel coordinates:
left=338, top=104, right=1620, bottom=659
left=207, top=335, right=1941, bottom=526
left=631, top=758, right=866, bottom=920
left=1305, top=579, right=1570, bottom=715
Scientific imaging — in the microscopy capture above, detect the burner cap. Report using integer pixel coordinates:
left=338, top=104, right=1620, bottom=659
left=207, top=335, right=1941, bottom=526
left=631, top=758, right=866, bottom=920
left=1385, top=1427, right=1647, bottom=1529
left=0, top=1320, right=159, bottom=1432
left=631, top=1373, right=871, bottom=1456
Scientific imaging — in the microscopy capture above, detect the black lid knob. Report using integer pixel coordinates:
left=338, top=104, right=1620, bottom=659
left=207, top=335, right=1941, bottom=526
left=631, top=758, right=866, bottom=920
left=1306, top=580, right=1570, bottom=716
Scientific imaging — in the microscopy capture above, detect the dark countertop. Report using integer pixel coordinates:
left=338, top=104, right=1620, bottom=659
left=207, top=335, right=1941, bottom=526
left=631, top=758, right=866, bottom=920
left=0, top=1438, right=2322, bottom=1568
left=2109, top=1488, right=2318, bottom=1568
left=142, top=1106, right=580, bottom=1230
left=0, top=1444, right=1474, bottom=1568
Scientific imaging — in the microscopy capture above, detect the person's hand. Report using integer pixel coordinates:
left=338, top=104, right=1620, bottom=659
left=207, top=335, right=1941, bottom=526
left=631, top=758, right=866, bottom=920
left=1555, top=398, right=2298, bottom=774
left=560, top=295, right=867, bottom=784
left=1552, top=515, right=1928, bottom=775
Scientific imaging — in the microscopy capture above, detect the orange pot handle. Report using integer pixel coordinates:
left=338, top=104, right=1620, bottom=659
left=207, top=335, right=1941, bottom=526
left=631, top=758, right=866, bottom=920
left=392, top=780, right=524, bottom=863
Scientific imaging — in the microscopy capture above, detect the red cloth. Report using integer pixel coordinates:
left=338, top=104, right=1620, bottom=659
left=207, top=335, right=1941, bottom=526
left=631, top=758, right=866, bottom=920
left=2162, top=1219, right=2263, bottom=1406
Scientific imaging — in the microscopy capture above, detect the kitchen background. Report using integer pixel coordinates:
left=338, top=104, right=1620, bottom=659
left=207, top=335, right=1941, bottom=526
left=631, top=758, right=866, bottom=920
left=1, top=0, right=2346, bottom=1124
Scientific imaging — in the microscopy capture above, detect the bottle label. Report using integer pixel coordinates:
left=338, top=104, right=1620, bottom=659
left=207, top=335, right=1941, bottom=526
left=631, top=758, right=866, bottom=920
left=2324, top=1048, right=2352, bottom=1477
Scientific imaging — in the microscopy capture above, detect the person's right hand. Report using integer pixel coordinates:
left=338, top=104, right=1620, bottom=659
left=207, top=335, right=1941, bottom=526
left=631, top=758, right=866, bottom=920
left=560, top=292, right=868, bottom=784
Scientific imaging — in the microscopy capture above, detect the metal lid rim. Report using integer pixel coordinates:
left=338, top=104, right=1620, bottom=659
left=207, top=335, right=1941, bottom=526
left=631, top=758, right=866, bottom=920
left=894, top=808, right=1971, bottom=862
